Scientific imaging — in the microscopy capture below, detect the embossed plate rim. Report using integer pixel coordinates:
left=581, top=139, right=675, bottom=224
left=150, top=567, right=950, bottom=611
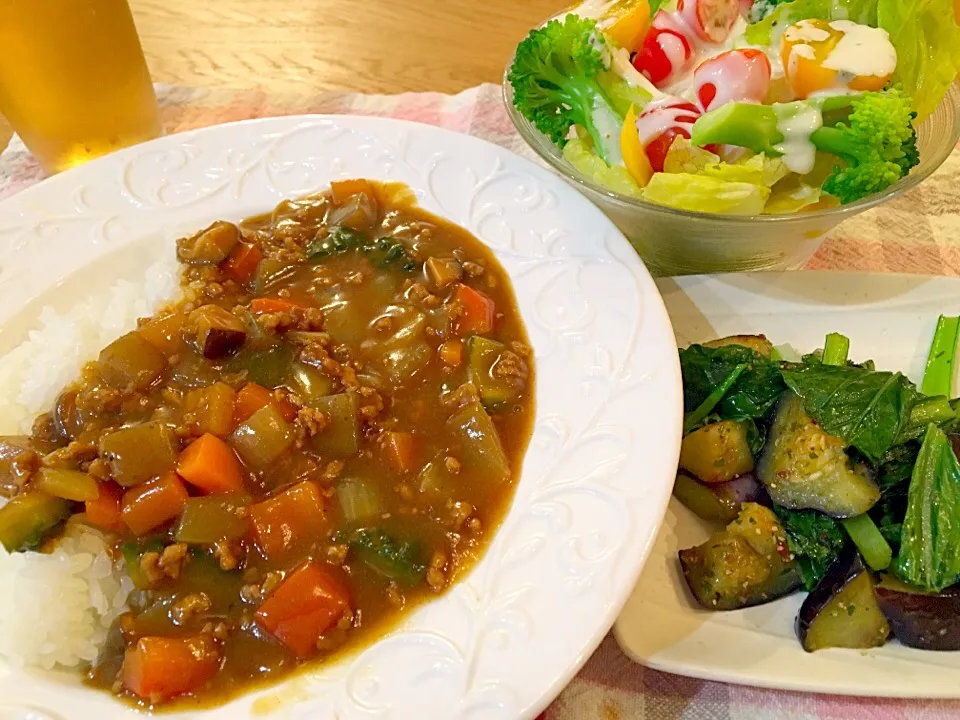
left=0, top=115, right=682, bottom=719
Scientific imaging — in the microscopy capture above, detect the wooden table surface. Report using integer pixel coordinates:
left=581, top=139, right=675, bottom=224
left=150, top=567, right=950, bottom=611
left=1, top=0, right=565, bottom=151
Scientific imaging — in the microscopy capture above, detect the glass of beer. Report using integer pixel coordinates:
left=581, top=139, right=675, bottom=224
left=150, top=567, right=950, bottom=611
left=0, top=0, right=162, bottom=174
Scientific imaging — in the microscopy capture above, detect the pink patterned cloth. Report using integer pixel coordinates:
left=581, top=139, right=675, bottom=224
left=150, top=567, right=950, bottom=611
left=3, top=83, right=960, bottom=719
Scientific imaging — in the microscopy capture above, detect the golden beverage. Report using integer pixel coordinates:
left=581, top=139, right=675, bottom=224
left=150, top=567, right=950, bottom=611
left=0, top=0, right=161, bottom=173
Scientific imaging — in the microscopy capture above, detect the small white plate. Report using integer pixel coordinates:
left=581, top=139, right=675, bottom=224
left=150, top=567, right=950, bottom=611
left=0, top=116, right=682, bottom=718
left=615, top=271, right=960, bottom=699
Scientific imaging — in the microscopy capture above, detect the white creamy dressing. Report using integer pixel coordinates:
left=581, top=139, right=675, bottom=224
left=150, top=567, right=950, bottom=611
left=773, top=100, right=823, bottom=174
left=573, top=0, right=619, bottom=23
left=634, top=97, right=699, bottom=144
left=661, top=15, right=749, bottom=104
left=822, top=21, right=897, bottom=77
left=593, top=98, right=626, bottom=164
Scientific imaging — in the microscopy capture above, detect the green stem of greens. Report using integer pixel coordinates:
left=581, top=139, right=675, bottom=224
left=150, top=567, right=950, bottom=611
left=822, top=333, right=850, bottom=366
left=841, top=514, right=893, bottom=571
left=909, top=396, right=957, bottom=427
left=922, top=316, right=960, bottom=398
left=682, top=364, right=747, bottom=434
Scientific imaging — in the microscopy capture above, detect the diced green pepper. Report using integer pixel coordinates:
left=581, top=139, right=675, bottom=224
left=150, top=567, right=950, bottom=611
left=227, top=344, right=294, bottom=389
left=309, top=393, right=360, bottom=456
left=289, top=362, right=335, bottom=401
left=467, top=336, right=520, bottom=409
left=346, top=527, right=425, bottom=587
left=99, top=422, right=179, bottom=487
left=120, top=538, right=166, bottom=589
left=0, top=491, right=70, bottom=552
left=33, top=468, right=99, bottom=502
left=174, top=495, right=250, bottom=544
left=447, top=401, right=510, bottom=483
left=230, top=404, right=294, bottom=468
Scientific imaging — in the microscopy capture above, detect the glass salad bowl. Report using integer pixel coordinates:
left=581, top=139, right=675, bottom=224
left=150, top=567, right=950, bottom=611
left=503, top=76, right=960, bottom=277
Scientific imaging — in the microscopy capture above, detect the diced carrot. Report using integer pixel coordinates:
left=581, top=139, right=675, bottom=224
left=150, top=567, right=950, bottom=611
left=221, top=241, right=262, bottom=285
left=177, top=433, right=245, bottom=494
left=248, top=481, right=326, bottom=559
left=330, top=178, right=375, bottom=205
left=121, top=472, right=189, bottom=536
left=451, top=284, right=495, bottom=336
left=255, top=562, right=350, bottom=658
left=249, top=297, right=309, bottom=315
left=122, top=634, right=220, bottom=701
left=381, top=431, right=418, bottom=474
left=235, top=382, right=298, bottom=424
left=85, top=481, right=124, bottom=532
left=438, top=340, right=463, bottom=367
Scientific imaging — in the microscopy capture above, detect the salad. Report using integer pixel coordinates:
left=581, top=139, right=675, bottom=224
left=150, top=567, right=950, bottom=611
left=507, top=0, right=960, bottom=215
left=675, top=319, right=960, bottom=652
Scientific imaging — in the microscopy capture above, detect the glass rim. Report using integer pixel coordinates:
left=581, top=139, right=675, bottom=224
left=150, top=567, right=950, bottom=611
left=502, top=58, right=960, bottom=226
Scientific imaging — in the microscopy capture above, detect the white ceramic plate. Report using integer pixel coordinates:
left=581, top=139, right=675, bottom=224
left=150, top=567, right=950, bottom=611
left=0, top=116, right=682, bottom=719
left=615, top=271, right=960, bottom=699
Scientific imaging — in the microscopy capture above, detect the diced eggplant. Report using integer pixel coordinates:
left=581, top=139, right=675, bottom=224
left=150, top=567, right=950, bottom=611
left=757, top=392, right=879, bottom=517
left=97, top=331, right=167, bottom=391
left=230, top=404, right=294, bottom=468
left=32, top=468, right=99, bottom=502
left=702, top=334, right=774, bottom=358
left=679, top=420, right=755, bottom=484
left=875, top=574, right=960, bottom=650
left=176, top=221, right=240, bottom=265
left=309, top=393, right=360, bottom=456
left=447, top=401, right=511, bottom=484
left=188, top=305, right=247, bottom=359
left=53, top=391, right=83, bottom=442
left=0, top=436, right=36, bottom=497
left=99, top=422, right=179, bottom=487
left=797, top=547, right=890, bottom=652
left=467, top=336, right=523, bottom=410
left=0, top=491, right=70, bottom=552
left=672, top=472, right=765, bottom=524
left=679, top=502, right=801, bottom=610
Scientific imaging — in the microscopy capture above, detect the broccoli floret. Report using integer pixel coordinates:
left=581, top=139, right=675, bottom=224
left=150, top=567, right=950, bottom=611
left=815, top=87, right=919, bottom=204
left=690, top=87, right=920, bottom=204
left=508, top=15, right=625, bottom=164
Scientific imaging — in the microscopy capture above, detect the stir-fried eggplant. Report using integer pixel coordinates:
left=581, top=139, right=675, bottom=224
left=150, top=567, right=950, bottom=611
left=875, top=575, right=960, bottom=651
left=679, top=420, right=755, bottom=484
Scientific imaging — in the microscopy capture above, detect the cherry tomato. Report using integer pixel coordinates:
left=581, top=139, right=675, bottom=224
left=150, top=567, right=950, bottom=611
left=634, top=98, right=703, bottom=172
left=780, top=19, right=895, bottom=98
left=632, top=16, right=694, bottom=88
left=677, top=0, right=740, bottom=43
left=694, top=48, right=772, bottom=112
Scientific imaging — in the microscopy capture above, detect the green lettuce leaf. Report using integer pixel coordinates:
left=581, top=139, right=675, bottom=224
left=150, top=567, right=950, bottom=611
left=562, top=138, right=645, bottom=198
left=878, top=0, right=960, bottom=121
left=641, top=173, right=770, bottom=214
left=781, top=363, right=921, bottom=465
left=893, top=423, right=960, bottom=591
left=744, top=0, right=877, bottom=45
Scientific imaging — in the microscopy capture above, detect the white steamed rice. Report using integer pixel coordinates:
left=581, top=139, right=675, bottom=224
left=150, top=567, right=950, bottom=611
left=0, top=251, right=181, bottom=669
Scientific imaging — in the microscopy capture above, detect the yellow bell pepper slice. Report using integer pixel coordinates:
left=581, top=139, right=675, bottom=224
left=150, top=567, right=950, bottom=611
left=603, top=0, right=651, bottom=52
left=620, top=105, right=653, bottom=187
